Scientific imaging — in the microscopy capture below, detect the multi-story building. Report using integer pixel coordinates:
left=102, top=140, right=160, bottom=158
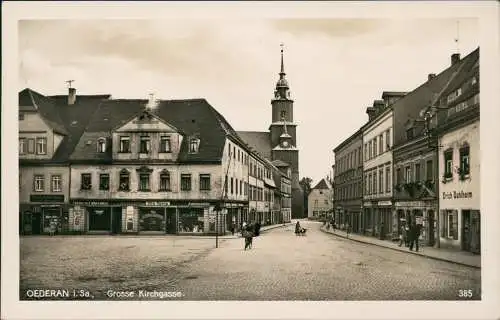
left=333, top=129, right=363, bottom=233
left=272, top=159, right=292, bottom=223
left=362, top=98, right=397, bottom=239
left=19, top=87, right=110, bottom=234
left=436, top=48, right=480, bottom=253
left=237, top=47, right=304, bottom=218
left=392, top=49, right=478, bottom=246
left=308, top=178, right=333, bottom=220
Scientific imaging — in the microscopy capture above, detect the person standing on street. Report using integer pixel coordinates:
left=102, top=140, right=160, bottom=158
left=409, top=223, right=422, bottom=252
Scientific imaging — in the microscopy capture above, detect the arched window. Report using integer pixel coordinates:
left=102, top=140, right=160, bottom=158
left=97, top=138, right=106, bottom=153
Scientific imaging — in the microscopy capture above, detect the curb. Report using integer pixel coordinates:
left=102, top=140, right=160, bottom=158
left=320, top=227, right=480, bottom=269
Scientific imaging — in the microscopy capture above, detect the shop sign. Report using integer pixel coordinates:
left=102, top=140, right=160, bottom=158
left=442, top=191, right=473, bottom=200
left=30, top=194, right=65, bottom=203
left=145, top=201, right=170, bottom=207
left=73, top=200, right=109, bottom=206
left=378, top=201, right=392, bottom=206
left=363, top=202, right=372, bottom=207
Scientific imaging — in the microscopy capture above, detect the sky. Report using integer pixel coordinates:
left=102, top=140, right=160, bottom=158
left=18, top=18, right=478, bottom=185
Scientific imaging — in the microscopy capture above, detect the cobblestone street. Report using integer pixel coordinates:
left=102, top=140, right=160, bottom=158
left=20, top=221, right=480, bottom=300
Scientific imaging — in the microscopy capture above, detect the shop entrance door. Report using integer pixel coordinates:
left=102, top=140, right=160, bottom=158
left=31, top=212, right=42, bottom=234
left=165, top=208, right=177, bottom=234
left=111, top=207, right=122, bottom=234
left=470, top=211, right=480, bottom=254
left=89, top=207, right=111, bottom=231
left=428, top=210, right=435, bottom=247
left=462, top=210, right=471, bottom=252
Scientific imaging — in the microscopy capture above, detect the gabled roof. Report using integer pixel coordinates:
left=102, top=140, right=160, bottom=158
left=271, top=159, right=290, bottom=167
left=236, top=131, right=272, bottom=159
left=312, top=178, right=332, bottom=190
left=70, top=98, right=238, bottom=163
left=18, top=88, right=68, bottom=135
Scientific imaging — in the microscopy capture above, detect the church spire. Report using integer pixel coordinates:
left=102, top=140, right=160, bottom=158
left=274, top=43, right=290, bottom=99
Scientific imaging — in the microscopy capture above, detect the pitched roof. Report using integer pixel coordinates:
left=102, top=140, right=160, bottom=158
left=312, top=178, right=332, bottom=190
left=18, top=88, right=68, bottom=135
left=236, top=131, right=272, bottom=159
left=70, top=98, right=237, bottom=163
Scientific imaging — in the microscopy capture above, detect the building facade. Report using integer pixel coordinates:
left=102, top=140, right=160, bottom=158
left=333, top=129, right=363, bottom=233
left=308, top=178, right=333, bottom=220
left=437, top=48, right=480, bottom=253
left=362, top=101, right=394, bottom=239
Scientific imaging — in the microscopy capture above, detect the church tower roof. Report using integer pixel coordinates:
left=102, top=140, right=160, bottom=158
left=274, top=44, right=290, bottom=98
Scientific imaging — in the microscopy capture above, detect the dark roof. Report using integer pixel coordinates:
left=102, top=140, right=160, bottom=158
left=333, top=128, right=362, bottom=153
left=236, top=131, right=272, bottom=159
left=70, top=98, right=237, bottom=163
left=312, top=178, right=331, bottom=190
left=439, top=48, right=479, bottom=101
left=18, top=88, right=68, bottom=135
left=382, top=91, right=408, bottom=98
left=271, top=159, right=290, bottom=167
left=48, top=94, right=112, bottom=105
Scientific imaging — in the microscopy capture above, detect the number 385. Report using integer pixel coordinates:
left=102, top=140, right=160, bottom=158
left=458, top=289, right=473, bottom=298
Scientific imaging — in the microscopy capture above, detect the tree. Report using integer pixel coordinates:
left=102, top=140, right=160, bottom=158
left=299, top=177, right=313, bottom=217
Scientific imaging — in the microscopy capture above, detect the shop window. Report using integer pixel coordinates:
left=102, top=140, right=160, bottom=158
left=97, top=138, right=106, bottom=153
left=459, top=144, right=470, bottom=176
left=139, top=173, right=150, bottom=191
left=119, top=169, right=130, bottom=191
left=27, top=138, right=35, bottom=154
left=36, top=137, right=47, bottom=155
left=99, top=174, right=109, bottom=190
left=178, top=208, right=204, bottom=233
left=160, top=136, right=171, bottom=153
left=51, top=175, right=62, bottom=192
left=441, top=210, right=458, bottom=240
left=33, top=175, right=45, bottom=192
left=159, top=170, right=171, bottom=191
left=139, top=135, right=151, bottom=154
left=119, top=136, right=130, bottom=153
left=181, top=174, right=192, bottom=191
left=80, top=173, right=92, bottom=190
left=19, top=138, right=27, bottom=154
left=139, top=208, right=165, bottom=232
left=189, top=138, right=200, bottom=154
left=200, top=174, right=211, bottom=191
left=444, top=149, right=453, bottom=179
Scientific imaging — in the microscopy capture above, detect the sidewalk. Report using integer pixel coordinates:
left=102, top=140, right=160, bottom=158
left=320, top=226, right=481, bottom=269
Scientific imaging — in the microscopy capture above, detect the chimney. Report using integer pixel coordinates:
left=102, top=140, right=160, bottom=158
left=451, top=53, right=461, bottom=66
left=428, top=73, right=436, bottom=81
left=68, top=87, right=76, bottom=105
left=366, top=107, right=377, bottom=121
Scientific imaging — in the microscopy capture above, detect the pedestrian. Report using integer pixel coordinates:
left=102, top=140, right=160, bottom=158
left=379, top=222, right=385, bottom=240
left=404, top=223, right=410, bottom=247
left=230, top=223, right=235, bottom=236
left=49, top=219, right=57, bottom=236
left=255, top=221, right=261, bottom=237
left=398, top=225, right=407, bottom=247
left=295, top=221, right=301, bottom=235
left=409, top=223, right=422, bottom=252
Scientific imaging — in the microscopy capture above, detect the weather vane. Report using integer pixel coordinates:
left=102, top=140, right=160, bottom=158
left=66, top=80, right=75, bottom=88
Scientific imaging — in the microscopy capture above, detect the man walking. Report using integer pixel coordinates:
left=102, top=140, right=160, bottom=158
left=409, top=222, right=422, bottom=252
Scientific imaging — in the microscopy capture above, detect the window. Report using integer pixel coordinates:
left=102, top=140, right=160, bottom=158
left=97, top=138, right=106, bottom=153
left=199, top=174, right=211, bottom=191
left=34, top=175, right=44, bottom=192
left=426, top=160, right=434, bottom=181
left=365, top=174, right=368, bottom=194
left=235, top=178, right=239, bottom=194
left=372, top=171, right=377, bottom=194
left=444, top=150, right=453, bottom=178
left=368, top=142, right=372, bottom=160
left=27, top=138, right=35, bottom=154
left=459, top=145, right=470, bottom=175
left=120, top=136, right=130, bottom=153
left=373, top=137, right=378, bottom=157
left=50, top=175, right=62, bottom=192
left=230, top=177, right=234, bottom=194
left=233, top=146, right=236, bottom=159
left=160, top=171, right=171, bottom=191
left=19, top=113, right=25, bottom=121
left=280, top=110, right=286, bottom=120
left=139, top=174, right=150, bottom=191
left=189, top=138, right=200, bottom=153
left=36, top=137, right=47, bottom=155
left=441, top=210, right=458, bottom=240
left=228, top=143, right=231, bottom=157
left=160, top=136, right=171, bottom=153
left=19, top=138, right=27, bottom=154
left=386, top=129, right=391, bottom=150
left=379, top=169, right=384, bottom=194
left=368, top=173, right=372, bottom=195
left=364, top=144, right=368, bottom=161
left=406, top=128, right=414, bottom=140
left=386, top=167, right=391, bottom=192
left=240, top=180, right=243, bottom=195
left=396, top=168, right=402, bottom=185
left=471, top=76, right=477, bottom=85
left=405, top=166, right=412, bottom=183
left=119, top=169, right=130, bottom=191
left=139, top=135, right=151, bottom=153
left=415, top=163, right=421, bottom=181
left=181, top=174, right=192, bottom=191
left=358, top=147, right=362, bottom=164
left=99, top=174, right=109, bottom=190
left=379, top=134, right=384, bottom=154
left=80, top=173, right=92, bottom=190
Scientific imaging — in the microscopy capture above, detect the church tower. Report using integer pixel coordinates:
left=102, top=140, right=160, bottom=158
left=269, top=45, right=303, bottom=217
